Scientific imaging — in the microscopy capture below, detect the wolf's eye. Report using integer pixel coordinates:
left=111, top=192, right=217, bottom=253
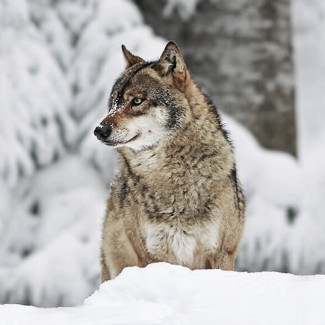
left=132, top=98, right=144, bottom=106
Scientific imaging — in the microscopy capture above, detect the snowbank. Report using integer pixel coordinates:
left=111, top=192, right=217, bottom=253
left=1, top=263, right=324, bottom=325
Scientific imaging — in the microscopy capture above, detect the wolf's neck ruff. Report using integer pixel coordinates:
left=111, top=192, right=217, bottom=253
left=97, top=42, right=245, bottom=281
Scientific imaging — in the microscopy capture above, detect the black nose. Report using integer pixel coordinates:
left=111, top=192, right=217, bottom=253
left=94, top=125, right=111, bottom=140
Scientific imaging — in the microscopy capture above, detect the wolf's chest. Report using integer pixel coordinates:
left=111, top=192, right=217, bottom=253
left=144, top=219, right=220, bottom=267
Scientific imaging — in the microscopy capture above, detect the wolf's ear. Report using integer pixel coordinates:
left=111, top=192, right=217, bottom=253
left=122, top=45, right=145, bottom=68
left=153, top=41, right=187, bottom=90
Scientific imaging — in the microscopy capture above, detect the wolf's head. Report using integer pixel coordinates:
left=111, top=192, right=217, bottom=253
left=94, top=41, right=191, bottom=150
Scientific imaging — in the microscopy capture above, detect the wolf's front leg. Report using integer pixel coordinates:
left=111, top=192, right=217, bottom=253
left=207, top=249, right=237, bottom=271
left=100, top=249, right=111, bottom=282
left=100, top=232, right=139, bottom=282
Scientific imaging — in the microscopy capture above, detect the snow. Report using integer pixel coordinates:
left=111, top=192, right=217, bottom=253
left=293, top=0, right=325, bottom=228
left=290, top=0, right=325, bottom=274
left=1, top=263, right=325, bottom=325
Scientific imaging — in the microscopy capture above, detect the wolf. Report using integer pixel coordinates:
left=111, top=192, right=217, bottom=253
left=94, top=41, right=245, bottom=281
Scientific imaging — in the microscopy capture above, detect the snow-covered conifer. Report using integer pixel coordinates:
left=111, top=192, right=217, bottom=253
left=0, top=0, right=75, bottom=188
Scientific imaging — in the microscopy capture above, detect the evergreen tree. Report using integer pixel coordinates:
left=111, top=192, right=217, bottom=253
left=0, top=0, right=74, bottom=188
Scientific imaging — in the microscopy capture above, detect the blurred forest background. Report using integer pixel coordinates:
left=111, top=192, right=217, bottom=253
left=1, top=0, right=325, bottom=307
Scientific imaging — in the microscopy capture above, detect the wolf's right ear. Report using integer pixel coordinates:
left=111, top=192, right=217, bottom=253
left=153, top=41, right=187, bottom=91
left=122, top=45, right=145, bottom=68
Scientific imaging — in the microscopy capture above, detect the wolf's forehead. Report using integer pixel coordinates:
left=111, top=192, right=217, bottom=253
left=113, top=68, right=137, bottom=90
left=112, top=62, right=155, bottom=95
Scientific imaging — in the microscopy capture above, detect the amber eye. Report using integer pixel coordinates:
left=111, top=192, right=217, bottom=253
left=132, top=98, right=144, bottom=106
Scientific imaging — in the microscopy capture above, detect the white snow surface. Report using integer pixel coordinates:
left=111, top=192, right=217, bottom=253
left=1, top=263, right=325, bottom=325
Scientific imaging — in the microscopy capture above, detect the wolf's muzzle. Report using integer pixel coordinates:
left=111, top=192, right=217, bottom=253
left=94, top=125, right=112, bottom=141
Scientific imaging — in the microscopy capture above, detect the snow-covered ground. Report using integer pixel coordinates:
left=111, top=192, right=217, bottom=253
left=1, top=0, right=325, bottom=318
left=1, top=263, right=325, bottom=325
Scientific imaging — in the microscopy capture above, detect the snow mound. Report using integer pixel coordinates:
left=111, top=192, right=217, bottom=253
left=1, top=263, right=324, bottom=325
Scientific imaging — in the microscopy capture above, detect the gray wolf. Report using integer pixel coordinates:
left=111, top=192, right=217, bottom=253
left=94, top=41, right=245, bottom=281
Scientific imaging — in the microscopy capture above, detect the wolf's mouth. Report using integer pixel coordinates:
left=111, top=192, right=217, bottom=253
left=126, top=133, right=141, bottom=143
left=103, top=133, right=141, bottom=147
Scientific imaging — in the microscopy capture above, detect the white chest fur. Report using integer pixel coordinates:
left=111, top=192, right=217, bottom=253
left=145, top=219, right=220, bottom=267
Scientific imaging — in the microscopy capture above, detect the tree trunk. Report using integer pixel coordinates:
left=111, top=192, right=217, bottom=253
left=134, top=0, right=296, bottom=156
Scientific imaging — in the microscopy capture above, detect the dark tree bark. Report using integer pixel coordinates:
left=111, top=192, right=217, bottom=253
left=134, top=0, right=296, bottom=156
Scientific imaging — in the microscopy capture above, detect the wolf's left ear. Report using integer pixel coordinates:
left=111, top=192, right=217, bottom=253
left=122, top=45, right=145, bottom=68
left=153, top=41, right=187, bottom=90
